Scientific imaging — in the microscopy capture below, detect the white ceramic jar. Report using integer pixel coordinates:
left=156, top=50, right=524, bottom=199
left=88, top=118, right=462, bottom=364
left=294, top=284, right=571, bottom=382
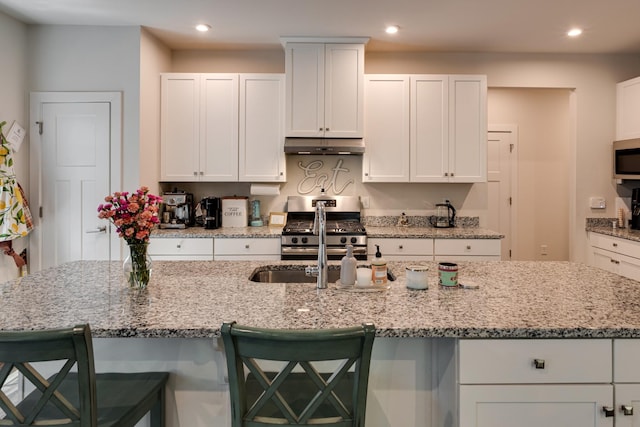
left=406, top=266, right=429, bottom=290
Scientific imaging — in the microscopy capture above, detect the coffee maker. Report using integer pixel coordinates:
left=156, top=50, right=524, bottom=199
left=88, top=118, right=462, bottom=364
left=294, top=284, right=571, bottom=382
left=201, top=197, right=222, bottom=229
left=160, top=192, right=194, bottom=229
left=632, top=188, right=640, bottom=230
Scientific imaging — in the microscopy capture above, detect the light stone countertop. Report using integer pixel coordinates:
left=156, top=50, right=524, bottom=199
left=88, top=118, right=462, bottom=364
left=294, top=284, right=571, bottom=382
left=151, top=226, right=503, bottom=239
left=2, top=259, right=639, bottom=339
left=587, top=225, right=640, bottom=243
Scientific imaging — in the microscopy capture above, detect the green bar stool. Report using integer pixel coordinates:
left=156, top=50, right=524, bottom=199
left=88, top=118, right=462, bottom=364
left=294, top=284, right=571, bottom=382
left=0, top=324, right=169, bottom=427
left=221, top=322, right=375, bottom=427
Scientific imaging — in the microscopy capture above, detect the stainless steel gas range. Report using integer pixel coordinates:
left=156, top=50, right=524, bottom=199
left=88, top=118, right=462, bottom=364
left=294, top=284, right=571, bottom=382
left=281, top=195, right=367, bottom=261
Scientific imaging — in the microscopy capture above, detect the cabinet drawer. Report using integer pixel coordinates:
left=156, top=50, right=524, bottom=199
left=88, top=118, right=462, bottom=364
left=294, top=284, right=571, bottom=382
left=149, top=238, right=213, bottom=257
left=459, top=339, right=612, bottom=384
left=214, top=238, right=280, bottom=255
left=590, top=232, right=640, bottom=259
left=368, top=238, right=433, bottom=256
left=434, top=238, right=500, bottom=256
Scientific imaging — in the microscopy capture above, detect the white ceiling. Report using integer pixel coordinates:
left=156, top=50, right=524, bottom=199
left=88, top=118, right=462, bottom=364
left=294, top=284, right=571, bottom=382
left=1, top=0, right=640, bottom=54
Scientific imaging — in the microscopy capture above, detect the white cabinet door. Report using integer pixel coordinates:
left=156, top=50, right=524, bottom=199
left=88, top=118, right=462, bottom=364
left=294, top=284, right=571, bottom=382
left=161, top=74, right=200, bottom=181
left=201, top=74, right=239, bottom=181
left=363, top=75, right=410, bottom=182
left=614, top=385, right=640, bottom=427
left=324, top=43, right=364, bottom=138
left=460, top=384, right=613, bottom=427
left=410, top=75, right=449, bottom=182
left=449, top=75, right=487, bottom=182
left=410, top=75, right=487, bottom=183
left=285, top=43, right=364, bottom=137
left=617, top=76, right=640, bottom=140
left=589, top=232, right=640, bottom=281
left=239, top=74, right=286, bottom=182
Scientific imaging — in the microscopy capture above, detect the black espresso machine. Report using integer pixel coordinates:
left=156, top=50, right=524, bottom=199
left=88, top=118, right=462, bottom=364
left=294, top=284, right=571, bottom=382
left=200, top=197, right=222, bottom=229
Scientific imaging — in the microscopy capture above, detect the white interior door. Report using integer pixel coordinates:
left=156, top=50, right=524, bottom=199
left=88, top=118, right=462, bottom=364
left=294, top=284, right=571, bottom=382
left=30, top=92, right=121, bottom=271
left=488, top=126, right=517, bottom=260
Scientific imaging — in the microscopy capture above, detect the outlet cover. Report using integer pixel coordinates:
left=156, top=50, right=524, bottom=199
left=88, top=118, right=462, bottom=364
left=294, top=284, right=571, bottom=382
left=589, top=197, right=606, bottom=209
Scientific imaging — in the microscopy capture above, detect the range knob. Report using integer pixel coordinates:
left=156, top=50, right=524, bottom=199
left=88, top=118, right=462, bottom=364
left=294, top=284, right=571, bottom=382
left=340, top=237, right=347, bottom=244
left=350, top=237, right=358, bottom=244
left=302, top=237, right=308, bottom=244
left=291, top=237, right=298, bottom=244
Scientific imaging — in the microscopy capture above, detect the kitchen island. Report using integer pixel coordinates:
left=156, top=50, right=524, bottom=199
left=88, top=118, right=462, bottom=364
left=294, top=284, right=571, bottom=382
left=1, top=260, right=636, bottom=426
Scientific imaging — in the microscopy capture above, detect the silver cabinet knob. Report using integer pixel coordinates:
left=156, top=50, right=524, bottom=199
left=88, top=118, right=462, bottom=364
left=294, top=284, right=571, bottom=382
left=200, top=171, right=204, bottom=175
left=603, top=406, right=615, bottom=417
left=325, top=128, right=329, bottom=131
left=613, top=243, right=618, bottom=247
left=622, top=405, right=634, bottom=416
left=245, top=244, right=250, bottom=249
left=319, top=127, right=323, bottom=131
left=193, top=171, right=198, bottom=176
left=533, top=359, right=545, bottom=369
left=466, top=245, right=471, bottom=250
left=444, top=172, right=449, bottom=177
left=399, top=245, right=403, bottom=249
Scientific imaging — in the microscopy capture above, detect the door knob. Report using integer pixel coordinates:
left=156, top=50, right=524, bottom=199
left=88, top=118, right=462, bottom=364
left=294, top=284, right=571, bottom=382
left=85, top=226, right=107, bottom=234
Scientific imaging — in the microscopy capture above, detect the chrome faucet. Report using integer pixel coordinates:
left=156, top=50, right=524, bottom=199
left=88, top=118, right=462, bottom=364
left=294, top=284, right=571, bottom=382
left=305, top=201, right=328, bottom=289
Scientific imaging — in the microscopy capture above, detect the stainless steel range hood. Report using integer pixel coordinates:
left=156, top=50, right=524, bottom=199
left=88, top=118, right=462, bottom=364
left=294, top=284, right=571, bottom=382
left=284, top=138, right=365, bottom=155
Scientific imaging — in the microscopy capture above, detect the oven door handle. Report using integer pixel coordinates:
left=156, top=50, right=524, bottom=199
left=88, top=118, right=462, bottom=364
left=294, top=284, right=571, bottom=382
left=281, top=246, right=367, bottom=256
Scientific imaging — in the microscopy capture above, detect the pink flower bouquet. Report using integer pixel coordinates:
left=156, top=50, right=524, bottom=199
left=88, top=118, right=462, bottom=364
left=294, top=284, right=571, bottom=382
left=97, top=186, right=162, bottom=244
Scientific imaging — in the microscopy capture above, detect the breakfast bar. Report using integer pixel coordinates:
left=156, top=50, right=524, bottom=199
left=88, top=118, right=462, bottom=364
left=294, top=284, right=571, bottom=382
left=2, top=260, right=639, bottom=426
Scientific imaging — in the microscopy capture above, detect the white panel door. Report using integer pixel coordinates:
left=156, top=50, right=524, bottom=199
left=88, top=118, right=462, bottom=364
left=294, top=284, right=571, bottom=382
left=363, top=75, right=410, bottom=182
left=460, top=384, right=613, bottom=427
left=410, top=75, right=448, bottom=182
left=40, top=101, right=112, bottom=269
left=201, top=74, right=239, bottom=181
left=487, top=129, right=514, bottom=260
left=160, top=74, right=200, bottom=181
left=239, top=74, right=285, bottom=182
left=449, top=75, right=487, bottom=182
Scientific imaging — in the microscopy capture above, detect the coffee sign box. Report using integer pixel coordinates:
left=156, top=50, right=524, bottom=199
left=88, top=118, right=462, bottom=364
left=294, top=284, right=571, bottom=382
left=221, top=197, right=248, bottom=227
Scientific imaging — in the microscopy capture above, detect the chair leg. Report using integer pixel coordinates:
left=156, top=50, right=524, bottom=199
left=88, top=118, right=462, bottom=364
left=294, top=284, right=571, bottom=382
left=150, top=387, right=166, bottom=427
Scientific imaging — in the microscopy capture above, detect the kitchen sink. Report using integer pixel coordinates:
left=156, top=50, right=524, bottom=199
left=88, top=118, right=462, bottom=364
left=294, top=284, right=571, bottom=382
left=249, top=265, right=396, bottom=283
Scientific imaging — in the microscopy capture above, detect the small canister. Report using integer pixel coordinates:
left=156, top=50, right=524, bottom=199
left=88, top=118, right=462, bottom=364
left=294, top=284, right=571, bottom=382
left=438, top=262, right=459, bottom=287
left=406, top=266, right=428, bottom=290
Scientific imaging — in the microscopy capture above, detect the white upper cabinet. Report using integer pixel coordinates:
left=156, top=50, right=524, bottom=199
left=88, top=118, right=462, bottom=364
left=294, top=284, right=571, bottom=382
left=364, top=74, right=487, bottom=183
left=411, top=75, right=487, bottom=183
left=363, top=75, right=410, bottom=182
left=284, top=42, right=365, bottom=138
left=161, top=73, right=285, bottom=183
left=617, top=76, right=640, bottom=140
left=239, top=74, right=286, bottom=182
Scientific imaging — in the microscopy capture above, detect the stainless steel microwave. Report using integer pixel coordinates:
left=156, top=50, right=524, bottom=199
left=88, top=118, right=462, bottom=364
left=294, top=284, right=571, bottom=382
left=614, top=139, right=640, bottom=179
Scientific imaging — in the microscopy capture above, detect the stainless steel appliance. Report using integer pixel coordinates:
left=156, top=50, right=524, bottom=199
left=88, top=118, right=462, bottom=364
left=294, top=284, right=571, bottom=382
left=200, top=197, right=222, bottom=230
left=614, top=139, right=640, bottom=180
left=160, top=192, right=194, bottom=229
left=281, top=195, right=367, bottom=260
left=430, top=200, right=456, bottom=228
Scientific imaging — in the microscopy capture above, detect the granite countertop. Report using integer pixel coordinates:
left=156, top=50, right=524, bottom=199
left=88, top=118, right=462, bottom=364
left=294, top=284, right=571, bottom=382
left=2, top=259, right=639, bottom=339
left=152, top=226, right=503, bottom=239
left=587, top=225, right=640, bottom=243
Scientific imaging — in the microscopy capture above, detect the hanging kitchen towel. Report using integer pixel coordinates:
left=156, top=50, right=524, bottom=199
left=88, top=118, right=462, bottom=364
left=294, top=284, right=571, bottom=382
left=0, top=121, right=34, bottom=242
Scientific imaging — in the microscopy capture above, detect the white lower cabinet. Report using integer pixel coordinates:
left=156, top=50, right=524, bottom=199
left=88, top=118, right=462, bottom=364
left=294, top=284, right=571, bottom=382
left=614, top=340, right=640, bottom=426
left=367, top=238, right=433, bottom=261
left=588, top=232, right=640, bottom=281
left=434, top=238, right=500, bottom=261
left=148, top=237, right=214, bottom=261
left=214, top=237, right=280, bottom=261
left=458, top=339, right=613, bottom=427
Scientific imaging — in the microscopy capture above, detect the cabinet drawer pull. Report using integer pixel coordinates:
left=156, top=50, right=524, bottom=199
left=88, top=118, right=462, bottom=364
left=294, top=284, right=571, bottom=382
left=622, top=405, right=634, bottom=416
left=444, top=172, right=449, bottom=177
left=603, top=406, right=615, bottom=417
left=193, top=171, right=198, bottom=176
left=613, top=243, right=618, bottom=247
left=176, top=243, right=181, bottom=249
left=399, top=245, right=403, bottom=250
left=533, top=359, right=545, bottom=369
left=245, top=244, right=250, bottom=249
left=319, top=127, right=323, bottom=131
left=466, top=245, right=471, bottom=250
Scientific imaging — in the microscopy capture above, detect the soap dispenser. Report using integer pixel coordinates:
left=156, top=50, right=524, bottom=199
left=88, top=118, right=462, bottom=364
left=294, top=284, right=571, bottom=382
left=371, top=245, right=388, bottom=285
left=340, top=244, right=357, bottom=286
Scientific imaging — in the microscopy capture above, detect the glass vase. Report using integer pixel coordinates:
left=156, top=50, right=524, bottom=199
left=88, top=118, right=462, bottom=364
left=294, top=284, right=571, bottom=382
left=123, top=243, right=152, bottom=289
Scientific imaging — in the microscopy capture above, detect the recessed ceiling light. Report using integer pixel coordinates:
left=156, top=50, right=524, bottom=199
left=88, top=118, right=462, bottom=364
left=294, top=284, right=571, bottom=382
left=195, top=24, right=211, bottom=32
left=385, top=25, right=399, bottom=35
left=567, top=28, right=583, bottom=37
